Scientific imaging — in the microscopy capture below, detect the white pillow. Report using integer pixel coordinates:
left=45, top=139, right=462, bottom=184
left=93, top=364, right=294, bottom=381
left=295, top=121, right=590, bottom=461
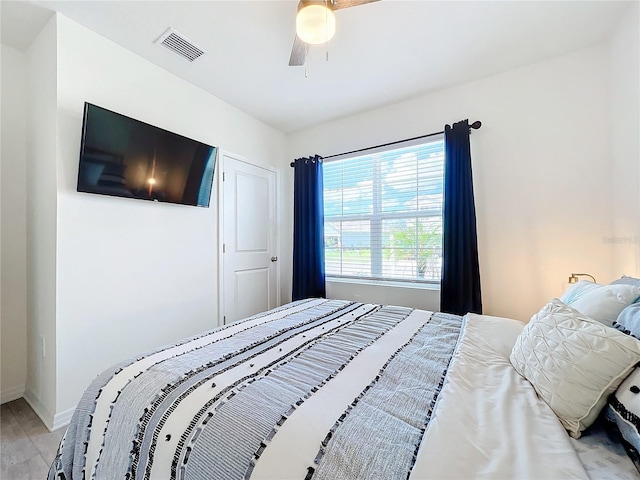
left=559, top=280, right=640, bottom=327
left=559, top=280, right=600, bottom=303
left=510, top=299, right=640, bottom=438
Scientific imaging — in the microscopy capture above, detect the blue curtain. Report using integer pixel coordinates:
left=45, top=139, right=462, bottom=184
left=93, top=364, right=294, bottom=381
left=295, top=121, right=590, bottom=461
left=292, top=155, right=326, bottom=301
left=441, top=120, right=482, bottom=315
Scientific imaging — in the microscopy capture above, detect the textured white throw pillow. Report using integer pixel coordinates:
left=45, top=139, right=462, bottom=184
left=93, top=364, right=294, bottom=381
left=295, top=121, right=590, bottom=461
left=510, top=299, right=640, bottom=438
left=559, top=280, right=640, bottom=327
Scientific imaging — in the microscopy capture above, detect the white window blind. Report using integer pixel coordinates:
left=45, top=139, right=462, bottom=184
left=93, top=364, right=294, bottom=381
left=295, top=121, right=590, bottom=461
left=323, top=136, right=444, bottom=284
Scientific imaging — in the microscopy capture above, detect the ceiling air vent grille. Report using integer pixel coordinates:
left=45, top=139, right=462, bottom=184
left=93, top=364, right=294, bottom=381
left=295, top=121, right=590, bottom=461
left=155, top=28, right=205, bottom=62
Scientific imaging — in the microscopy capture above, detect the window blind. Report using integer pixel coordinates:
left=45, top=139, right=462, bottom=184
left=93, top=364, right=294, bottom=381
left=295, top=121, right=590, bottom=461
left=323, top=136, right=444, bottom=284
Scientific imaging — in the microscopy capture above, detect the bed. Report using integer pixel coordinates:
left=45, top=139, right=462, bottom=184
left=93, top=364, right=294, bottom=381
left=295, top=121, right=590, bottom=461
left=49, top=296, right=640, bottom=479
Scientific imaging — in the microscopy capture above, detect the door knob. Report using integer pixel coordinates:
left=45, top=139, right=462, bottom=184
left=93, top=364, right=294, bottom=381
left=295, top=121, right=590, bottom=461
left=271, top=256, right=278, bottom=262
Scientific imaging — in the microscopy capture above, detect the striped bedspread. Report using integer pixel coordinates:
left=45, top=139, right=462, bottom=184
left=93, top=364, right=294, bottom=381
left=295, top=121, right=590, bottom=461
left=49, top=298, right=463, bottom=480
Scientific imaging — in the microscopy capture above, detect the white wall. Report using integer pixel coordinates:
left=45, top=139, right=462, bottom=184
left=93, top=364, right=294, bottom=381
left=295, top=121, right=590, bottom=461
left=23, top=18, right=59, bottom=426
left=288, top=45, right=614, bottom=323
left=326, top=281, right=440, bottom=312
left=610, top=2, right=640, bottom=277
left=7, top=13, right=288, bottom=426
left=52, top=15, right=287, bottom=418
left=0, top=45, right=28, bottom=403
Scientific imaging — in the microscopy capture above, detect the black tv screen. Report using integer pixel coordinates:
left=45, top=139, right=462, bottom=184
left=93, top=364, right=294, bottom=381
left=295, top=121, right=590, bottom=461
left=77, top=103, right=217, bottom=207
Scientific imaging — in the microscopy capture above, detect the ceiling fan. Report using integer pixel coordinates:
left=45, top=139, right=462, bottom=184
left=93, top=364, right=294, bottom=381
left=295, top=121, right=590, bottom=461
left=289, top=0, right=380, bottom=66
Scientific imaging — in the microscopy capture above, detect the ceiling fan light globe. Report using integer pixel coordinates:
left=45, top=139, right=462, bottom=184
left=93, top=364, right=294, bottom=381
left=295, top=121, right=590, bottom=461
left=296, top=5, right=336, bottom=45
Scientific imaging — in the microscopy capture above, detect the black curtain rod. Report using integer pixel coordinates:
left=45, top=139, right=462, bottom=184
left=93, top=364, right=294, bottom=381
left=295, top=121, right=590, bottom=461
left=290, top=120, right=481, bottom=167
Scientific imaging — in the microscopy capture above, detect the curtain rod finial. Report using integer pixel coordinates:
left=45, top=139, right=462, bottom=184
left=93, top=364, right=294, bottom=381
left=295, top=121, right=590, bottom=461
left=470, top=120, right=482, bottom=129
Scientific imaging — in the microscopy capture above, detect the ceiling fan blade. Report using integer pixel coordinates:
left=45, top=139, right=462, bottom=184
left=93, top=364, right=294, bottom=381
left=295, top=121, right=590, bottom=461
left=288, top=35, right=309, bottom=66
left=332, top=0, right=380, bottom=11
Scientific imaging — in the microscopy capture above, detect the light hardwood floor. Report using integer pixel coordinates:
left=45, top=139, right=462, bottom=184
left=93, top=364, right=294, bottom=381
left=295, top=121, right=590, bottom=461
left=1, top=398, right=65, bottom=479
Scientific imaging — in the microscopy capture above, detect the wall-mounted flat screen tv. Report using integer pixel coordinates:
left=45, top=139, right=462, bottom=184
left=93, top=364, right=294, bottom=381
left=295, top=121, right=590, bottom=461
left=77, top=102, right=217, bottom=207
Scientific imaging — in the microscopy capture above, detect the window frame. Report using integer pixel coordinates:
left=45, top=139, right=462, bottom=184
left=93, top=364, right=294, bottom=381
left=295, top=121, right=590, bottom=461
left=323, top=134, right=444, bottom=287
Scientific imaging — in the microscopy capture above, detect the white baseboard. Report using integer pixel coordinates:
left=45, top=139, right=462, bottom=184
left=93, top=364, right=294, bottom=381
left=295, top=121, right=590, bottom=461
left=0, top=384, right=25, bottom=404
left=52, top=406, right=75, bottom=431
left=23, top=388, right=55, bottom=432
left=22, top=389, right=75, bottom=432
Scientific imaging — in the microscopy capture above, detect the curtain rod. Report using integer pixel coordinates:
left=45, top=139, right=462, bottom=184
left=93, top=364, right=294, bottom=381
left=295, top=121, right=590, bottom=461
left=290, top=120, right=481, bottom=167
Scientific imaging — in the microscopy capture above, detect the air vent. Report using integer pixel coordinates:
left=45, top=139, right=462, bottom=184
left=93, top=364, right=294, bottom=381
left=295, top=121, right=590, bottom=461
left=154, top=28, right=205, bottom=62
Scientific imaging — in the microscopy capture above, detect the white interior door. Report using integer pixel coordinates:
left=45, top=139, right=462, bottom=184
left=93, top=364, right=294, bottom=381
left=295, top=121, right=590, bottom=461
left=222, top=153, right=278, bottom=324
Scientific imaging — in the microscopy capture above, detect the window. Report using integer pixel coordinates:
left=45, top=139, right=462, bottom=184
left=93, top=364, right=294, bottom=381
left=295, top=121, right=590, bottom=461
left=323, top=136, right=444, bottom=285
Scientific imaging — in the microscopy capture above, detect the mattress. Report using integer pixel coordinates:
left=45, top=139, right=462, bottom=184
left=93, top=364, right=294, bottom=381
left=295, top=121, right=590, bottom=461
left=49, top=299, right=634, bottom=479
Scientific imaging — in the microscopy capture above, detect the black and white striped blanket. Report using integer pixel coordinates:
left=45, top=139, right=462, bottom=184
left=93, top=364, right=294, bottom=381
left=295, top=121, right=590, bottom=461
left=49, top=298, right=463, bottom=480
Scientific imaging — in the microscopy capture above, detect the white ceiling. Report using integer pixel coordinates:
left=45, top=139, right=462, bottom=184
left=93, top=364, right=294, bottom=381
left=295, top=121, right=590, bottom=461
left=1, top=0, right=633, bottom=133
